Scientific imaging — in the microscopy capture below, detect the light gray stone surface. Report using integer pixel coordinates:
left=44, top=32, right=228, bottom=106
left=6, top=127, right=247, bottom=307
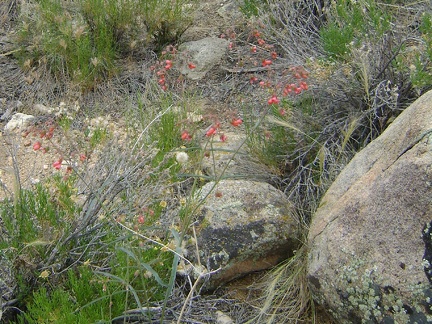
left=185, top=179, right=299, bottom=290
left=178, top=37, right=229, bottom=80
left=307, top=90, right=432, bottom=323
left=4, top=113, right=34, bottom=132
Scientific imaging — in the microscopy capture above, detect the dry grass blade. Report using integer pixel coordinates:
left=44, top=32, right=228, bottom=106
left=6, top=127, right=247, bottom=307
left=248, top=244, right=312, bottom=324
left=262, top=0, right=327, bottom=63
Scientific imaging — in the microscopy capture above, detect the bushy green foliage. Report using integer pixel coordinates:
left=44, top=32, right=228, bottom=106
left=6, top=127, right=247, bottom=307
left=320, top=0, right=391, bottom=59
left=16, top=0, right=195, bottom=89
left=411, top=13, right=432, bottom=91
left=239, top=0, right=261, bottom=17
left=1, top=173, right=177, bottom=322
left=245, top=102, right=297, bottom=173
left=14, top=245, right=173, bottom=323
left=0, top=176, right=77, bottom=254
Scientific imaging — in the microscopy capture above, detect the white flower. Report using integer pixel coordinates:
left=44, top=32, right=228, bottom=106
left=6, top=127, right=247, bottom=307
left=176, top=151, right=189, bottom=164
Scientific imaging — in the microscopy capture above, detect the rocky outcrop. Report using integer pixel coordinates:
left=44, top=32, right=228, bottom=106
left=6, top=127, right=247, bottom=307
left=307, top=90, right=432, bottom=323
left=183, top=179, right=300, bottom=290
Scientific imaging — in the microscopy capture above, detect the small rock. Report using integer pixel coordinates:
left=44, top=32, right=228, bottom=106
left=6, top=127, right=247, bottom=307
left=4, top=113, right=35, bottom=132
left=34, top=103, right=56, bottom=115
left=215, top=310, right=234, bottom=324
left=178, top=37, right=229, bottom=80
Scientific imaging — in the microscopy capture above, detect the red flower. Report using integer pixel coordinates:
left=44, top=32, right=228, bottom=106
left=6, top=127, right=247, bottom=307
left=53, top=159, right=62, bottom=170
left=251, top=45, right=257, bottom=53
left=268, top=95, right=280, bottom=105
left=300, top=81, right=308, bottom=90
left=250, top=76, right=258, bottom=84
left=214, top=121, right=221, bottom=129
left=206, top=126, right=217, bottom=137
left=271, top=51, right=277, bottom=59
left=181, top=130, right=192, bottom=141
left=79, top=154, right=87, bottom=162
left=188, top=63, right=196, bottom=69
left=164, top=60, right=173, bottom=70
left=45, top=132, right=53, bottom=140
left=262, top=59, right=272, bottom=67
left=231, top=118, right=243, bottom=127
left=33, top=141, right=41, bottom=151
left=220, top=134, right=227, bottom=142
left=253, top=30, right=261, bottom=38
left=257, top=38, right=266, bottom=46
left=137, top=215, right=145, bottom=224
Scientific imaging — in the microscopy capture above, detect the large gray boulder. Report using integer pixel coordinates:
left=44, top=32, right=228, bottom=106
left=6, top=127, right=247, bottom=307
left=307, top=90, right=432, bottom=323
left=184, top=179, right=299, bottom=290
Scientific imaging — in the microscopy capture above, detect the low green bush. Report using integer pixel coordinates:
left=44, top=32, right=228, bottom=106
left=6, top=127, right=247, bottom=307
left=16, top=0, right=195, bottom=90
left=410, top=13, right=432, bottom=91
left=320, top=0, right=392, bottom=60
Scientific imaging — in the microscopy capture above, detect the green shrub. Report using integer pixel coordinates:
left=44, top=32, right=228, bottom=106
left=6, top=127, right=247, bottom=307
left=139, top=0, right=195, bottom=48
left=16, top=0, right=195, bottom=89
left=320, top=0, right=392, bottom=59
left=0, top=176, right=77, bottom=254
left=410, top=13, right=432, bottom=92
left=1, top=169, right=177, bottom=322
left=15, top=245, right=173, bottom=324
left=320, top=22, right=353, bottom=59
left=239, top=0, right=262, bottom=17
left=245, top=102, right=297, bottom=173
